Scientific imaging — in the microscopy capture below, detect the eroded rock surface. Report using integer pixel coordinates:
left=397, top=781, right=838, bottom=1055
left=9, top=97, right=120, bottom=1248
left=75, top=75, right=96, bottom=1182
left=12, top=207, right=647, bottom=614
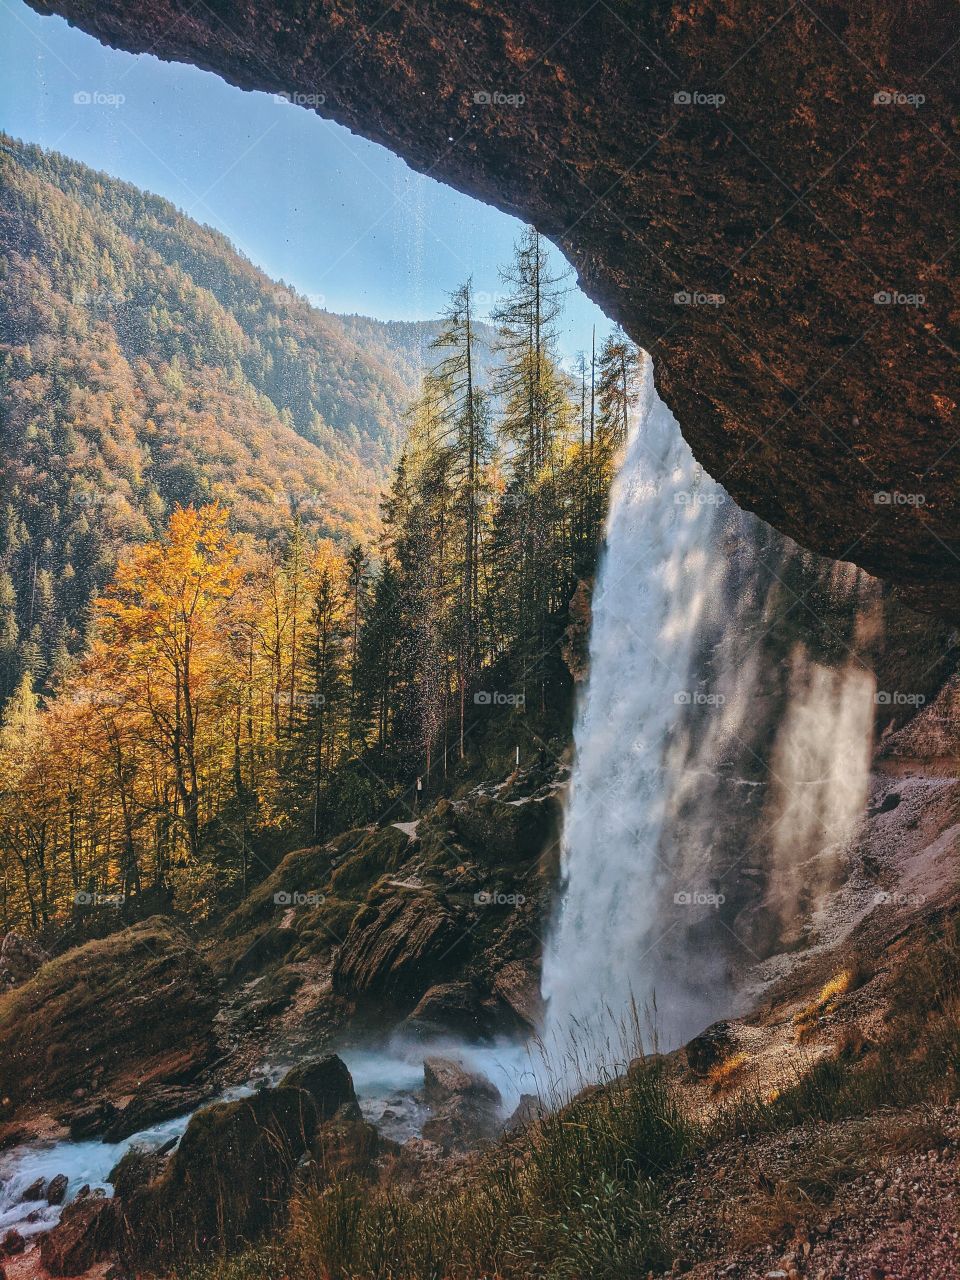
left=24, top=0, right=960, bottom=615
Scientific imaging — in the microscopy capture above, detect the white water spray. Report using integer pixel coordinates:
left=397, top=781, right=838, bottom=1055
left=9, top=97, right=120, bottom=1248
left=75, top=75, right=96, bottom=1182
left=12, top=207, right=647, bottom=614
left=541, top=357, right=877, bottom=1076
left=541, top=359, right=725, bottom=1062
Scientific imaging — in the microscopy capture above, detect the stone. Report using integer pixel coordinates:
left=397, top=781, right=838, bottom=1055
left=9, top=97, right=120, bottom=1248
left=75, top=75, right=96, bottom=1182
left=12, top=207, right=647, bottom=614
left=40, top=1197, right=118, bottom=1277
left=0, top=933, right=47, bottom=987
left=0, top=1231, right=24, bottom=1256
left=279, top=1055, right=360, bottom=1122
left=122, top=1085, right=318, bottom=1268
left=20, top=1176, right=45, bottom=1202
left=685, top=1021, right=740, bottom=1078
left=47, top=1172, right=69, bottom=1205
left=491, top=960, right=544, bottom=1031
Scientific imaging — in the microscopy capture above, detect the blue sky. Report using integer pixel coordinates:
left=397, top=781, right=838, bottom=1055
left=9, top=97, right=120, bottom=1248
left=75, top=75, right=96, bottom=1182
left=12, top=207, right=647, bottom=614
left=0, top=1, right=614, bottom=360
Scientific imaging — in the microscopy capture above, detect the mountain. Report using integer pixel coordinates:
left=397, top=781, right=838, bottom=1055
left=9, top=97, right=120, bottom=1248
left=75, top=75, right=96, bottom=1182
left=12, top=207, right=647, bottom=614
left=0, top=135, right=490, bottom=699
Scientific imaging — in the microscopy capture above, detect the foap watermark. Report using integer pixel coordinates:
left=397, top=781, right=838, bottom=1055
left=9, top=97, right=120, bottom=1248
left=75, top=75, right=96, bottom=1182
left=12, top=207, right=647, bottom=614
left=874, top=890, right=925, bottom=908
left=73, top=90, right=125, bottom=108
left=674, top=89, right=726, bottom=107
left=874, top=290, right=925, bottom=307
left=674, top=690, right=726, bottom=706
left=71, top=690, right=124, bottom=708
left=274, top=691, right=326, bottom=707
left=875, top=690, right=926, bottom=707
left=674, top=490, right=726, bottom=507
left=674, top=889, right=725, bottom=908
left=473, top=90, right=526, bottom=107
left=74, top=891, right=125, bottom=907
left=274, top=890, right=325, bottom=907
left=674, top=290, right=725, bottom=307
left=73, top=287, right=125, bottom=307
left=474, top=890, right=526, bottom=906
left=274, top=91, right=327, bottom=107
left=873, top=490, right=926, bottom=506
left=474, top=690, right=525, bottom=707
left=873, top=90, right=925, bottom=107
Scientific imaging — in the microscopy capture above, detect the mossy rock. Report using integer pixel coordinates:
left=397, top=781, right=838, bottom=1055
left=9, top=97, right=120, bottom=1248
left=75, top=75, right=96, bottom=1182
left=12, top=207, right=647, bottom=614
left=0, top=918, right=217, bottom=1120
left=329, top=825, right=412, bottom=894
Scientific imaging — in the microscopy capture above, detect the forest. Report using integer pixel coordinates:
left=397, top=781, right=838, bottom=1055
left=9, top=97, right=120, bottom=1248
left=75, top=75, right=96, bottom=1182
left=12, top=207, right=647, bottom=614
left=0, top=181, right=641, bottom=934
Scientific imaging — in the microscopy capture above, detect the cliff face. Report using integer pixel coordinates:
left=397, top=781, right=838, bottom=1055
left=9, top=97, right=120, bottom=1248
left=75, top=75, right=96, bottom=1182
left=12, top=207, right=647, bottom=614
left=25, top=0, right=960, bottom=617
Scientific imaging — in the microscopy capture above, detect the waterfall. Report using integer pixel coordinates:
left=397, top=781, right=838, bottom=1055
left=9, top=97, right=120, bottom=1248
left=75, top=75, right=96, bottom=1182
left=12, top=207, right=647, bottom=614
left=541, top=356, right=877, bottom=1077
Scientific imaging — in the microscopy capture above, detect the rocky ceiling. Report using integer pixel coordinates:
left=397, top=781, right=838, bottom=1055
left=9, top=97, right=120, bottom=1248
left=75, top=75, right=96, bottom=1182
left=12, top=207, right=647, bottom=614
left=27, top=0, right=960, bottom=616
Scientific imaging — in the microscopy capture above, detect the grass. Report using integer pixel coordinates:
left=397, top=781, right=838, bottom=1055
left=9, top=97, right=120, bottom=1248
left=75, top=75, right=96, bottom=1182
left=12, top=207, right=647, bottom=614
left=706, top=1051, right=750, bottom=1094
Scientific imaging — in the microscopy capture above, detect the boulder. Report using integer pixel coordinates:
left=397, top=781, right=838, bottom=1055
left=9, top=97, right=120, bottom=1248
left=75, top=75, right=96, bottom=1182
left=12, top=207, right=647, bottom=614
left=279, top=1055, right=359, bottom=1121
left=103, top=1083, right=211, bottom=1142
left=403, top=982, right=497, bottom=1041
left=0, top=1231, right=24, bottom=1256
left=421, top=1056, right=502, bottom=1153
left=20, top=1176, right=45, bottom=1202
left=40, top=1197, right=118, bottom=1277
left=685, top=1020, right=740, bottom=1078
left=331, top=889, right=467, bottom=1007
left=0, top=933, right=47, bottom=988
left=122, top=1085, right=318, bottom=1267
left=0, top=919, right=218, bottom=1122
left=423, top=1056, right=500, bottom=1105
left=47, top=1173, right=69, bottom=1205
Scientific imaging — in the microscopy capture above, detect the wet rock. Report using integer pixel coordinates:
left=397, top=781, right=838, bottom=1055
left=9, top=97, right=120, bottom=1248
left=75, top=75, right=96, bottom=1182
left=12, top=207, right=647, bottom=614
left=0, top=919, right=219, bottom=1122
left=1, top=1230, right=24, bottom=1256
left=404, top=981, right=497, bottom=1041
left=40, top=1196, right=118, bottom=1277
left=424, top=1056, right=500, bottom=1105
left=103, top=1083, right=211, bottom=1141
left=421, top=1056, right=502, bottom=1153
left=492, top=960, right=545, bottom=1032
left=280, top=1055, right=360, bottom=1121
left=47, top=1173, right=69, bottom=1205
left=20, top=1176, right=45, bottom=1202
left=69, top=1100, right=119, bottom=1140
left=332, top=888, right=467, bottom=1007
left=122, top=1085, right=318, bottom=1267
left=685, top=1021, right=740, bottom=1078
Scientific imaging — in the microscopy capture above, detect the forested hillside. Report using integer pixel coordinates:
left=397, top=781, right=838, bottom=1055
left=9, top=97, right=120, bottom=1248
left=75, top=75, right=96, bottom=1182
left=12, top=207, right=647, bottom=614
left=0, top=187, right=641, bottom=932
left=0, top=135, right=491, bottom=702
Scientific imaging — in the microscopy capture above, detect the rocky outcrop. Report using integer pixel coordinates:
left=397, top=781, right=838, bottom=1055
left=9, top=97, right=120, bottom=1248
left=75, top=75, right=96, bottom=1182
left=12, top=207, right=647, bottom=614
left=0, top=918, right=219, bottom=1122
left=453, top=793, right=560, bottom=867
left=491, top=959, right=544, bottom=1032
left=331, top=886, right=467, bottom=1007
left=103, top=1082, right=214, bottom=1142
left=40, top=1197, right=118, bottom=1277
left=25, top=0, right=960, bottom=617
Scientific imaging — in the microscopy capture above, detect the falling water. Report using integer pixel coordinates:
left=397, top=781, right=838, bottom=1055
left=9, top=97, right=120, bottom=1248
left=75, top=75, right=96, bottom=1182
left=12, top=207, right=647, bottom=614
left=541, top=358, right=725, bottom=1061
left=541, top=356, right=878, bottom=1076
